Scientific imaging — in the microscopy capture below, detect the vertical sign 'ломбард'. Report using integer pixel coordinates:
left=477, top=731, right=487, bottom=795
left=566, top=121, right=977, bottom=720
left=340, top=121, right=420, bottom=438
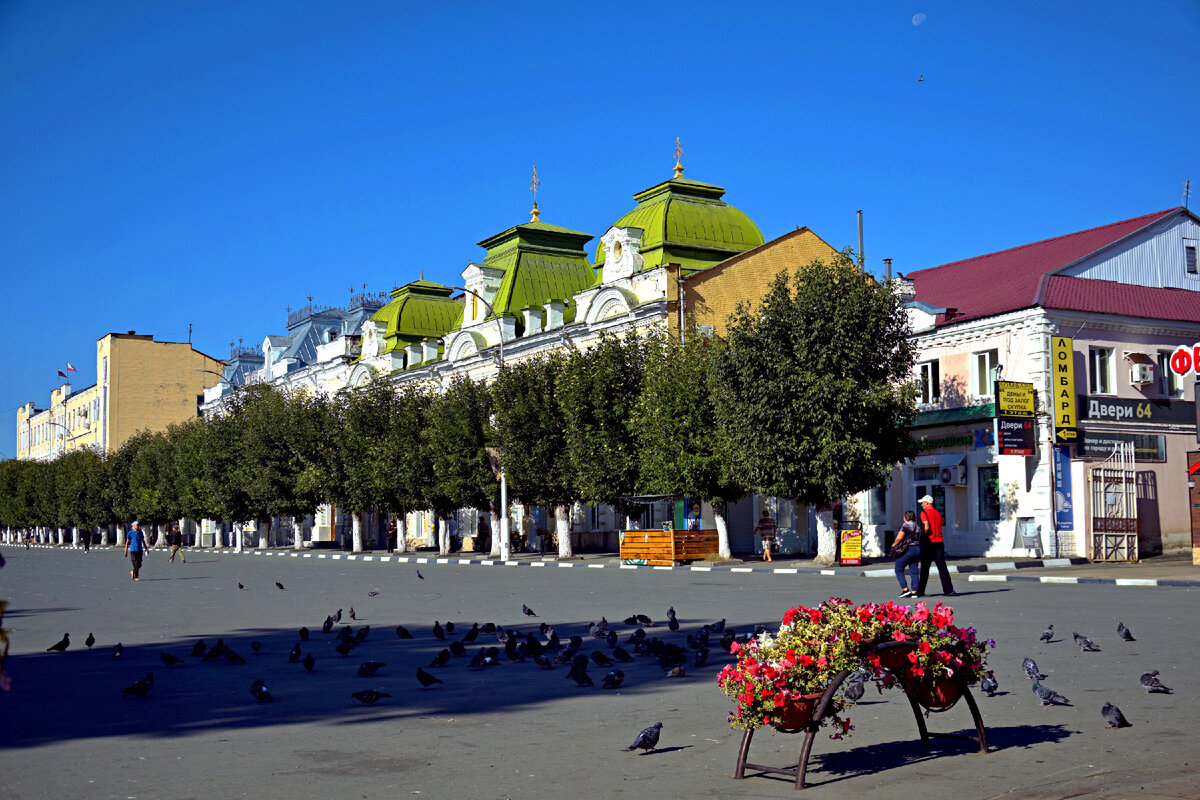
left=1052, top=336, right=1077, bottom=443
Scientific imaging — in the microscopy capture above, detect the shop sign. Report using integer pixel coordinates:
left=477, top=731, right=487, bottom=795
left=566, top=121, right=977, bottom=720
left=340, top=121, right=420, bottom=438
left=1052, top=444, right=1073, bottom=531
left=1079, top=396, right=1196, bottom=425
left=1078, top=431, right=1166, bottom=462
left=995, top=417, right=1036, bottom=456
left=1168, top=344, right=1200, bottom=375
left=1051, top=337, right=1077, bottom=443
left=916, top=428, right=994, bottom=451
left=995, top=380, right=1036, bottom=418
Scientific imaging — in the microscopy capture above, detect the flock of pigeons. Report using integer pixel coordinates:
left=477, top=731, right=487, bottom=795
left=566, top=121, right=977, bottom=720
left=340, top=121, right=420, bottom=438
left=1015, top=620, right=1171, bottom=729
left=43, top=582, right=754, bottom=754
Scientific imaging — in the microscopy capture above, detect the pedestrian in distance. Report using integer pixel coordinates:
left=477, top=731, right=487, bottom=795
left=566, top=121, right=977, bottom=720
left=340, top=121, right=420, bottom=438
left=892, top=510, right=921, bottom=597
left=167, top=522, right=186, bottom=564
left=125, top=521, right=147, bottom=581
left=753, top=508, right=777, bottom=562
left=81, top=527, right=90, bottom=553
left=476, top=516, right=491, bottom=554
left=386, top=519, right=398, bottom=554
left=916, top=495, right=956, bottom=597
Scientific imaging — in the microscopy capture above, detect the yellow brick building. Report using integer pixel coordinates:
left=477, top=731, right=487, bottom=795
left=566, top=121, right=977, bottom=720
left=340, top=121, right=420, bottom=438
left=16, top=332, right=224, bottom=460
left=680, top=227, right=842, bottom=337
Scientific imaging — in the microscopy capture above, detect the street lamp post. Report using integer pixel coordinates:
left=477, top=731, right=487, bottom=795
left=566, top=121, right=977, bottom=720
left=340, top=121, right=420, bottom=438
left=449, top=286, right=510, bottom=560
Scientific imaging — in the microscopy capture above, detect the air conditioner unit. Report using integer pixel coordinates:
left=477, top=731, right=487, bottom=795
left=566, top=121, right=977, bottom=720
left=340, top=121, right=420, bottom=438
left=940, top=465, right=968, bottom=486
left=1130, top=363, right=1154, bottom=384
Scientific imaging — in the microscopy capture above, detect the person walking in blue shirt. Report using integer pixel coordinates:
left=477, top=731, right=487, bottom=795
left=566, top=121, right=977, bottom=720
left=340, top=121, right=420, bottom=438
left=125, top=521, right=147, bottom=581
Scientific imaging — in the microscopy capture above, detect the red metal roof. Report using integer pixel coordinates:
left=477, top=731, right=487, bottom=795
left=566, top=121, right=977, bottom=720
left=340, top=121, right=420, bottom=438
left=1042, top=276, right=1200, bottom=322
left=909, top=208, right=1181, bottom=324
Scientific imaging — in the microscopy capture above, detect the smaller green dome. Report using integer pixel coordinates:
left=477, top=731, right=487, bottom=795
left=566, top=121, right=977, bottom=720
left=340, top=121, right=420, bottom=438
left=596, top=177, right=764, bottom=274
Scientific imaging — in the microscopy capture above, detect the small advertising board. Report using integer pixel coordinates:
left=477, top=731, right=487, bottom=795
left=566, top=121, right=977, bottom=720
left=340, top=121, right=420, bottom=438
left=995, top=417, right=1036, bottom=456
left=838, top=522, right=862, bottom=566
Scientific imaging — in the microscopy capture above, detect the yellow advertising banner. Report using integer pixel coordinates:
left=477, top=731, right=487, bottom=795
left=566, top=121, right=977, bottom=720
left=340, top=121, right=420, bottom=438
left=996, top=380, right=1036, bottom=418
left=839, top=524, right=862, bottom=566
left=1051, top=336, right=1077, bottom=443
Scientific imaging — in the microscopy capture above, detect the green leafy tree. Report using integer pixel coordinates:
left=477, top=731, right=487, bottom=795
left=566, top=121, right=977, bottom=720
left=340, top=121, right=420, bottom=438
left=55, top=449, right=103, bottom=545
left=492, top=354, right=579, bottom=558
left=559, top=332, right=648, bottom=530
left=127, top=430, right=180, bottom=547
left=424, top=377, right=496, bottom=556
left=634, top=332, right=745, bottom=558
left=717, top=250, right=918, bottom=563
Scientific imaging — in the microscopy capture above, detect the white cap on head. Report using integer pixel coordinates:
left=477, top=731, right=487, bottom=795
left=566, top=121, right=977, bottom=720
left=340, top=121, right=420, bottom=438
left=918, top=495, right=933, bottom=505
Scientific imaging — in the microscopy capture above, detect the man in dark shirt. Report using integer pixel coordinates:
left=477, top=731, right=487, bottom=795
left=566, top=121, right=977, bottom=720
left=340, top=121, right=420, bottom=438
left=167, top=523, right=186, bottom=564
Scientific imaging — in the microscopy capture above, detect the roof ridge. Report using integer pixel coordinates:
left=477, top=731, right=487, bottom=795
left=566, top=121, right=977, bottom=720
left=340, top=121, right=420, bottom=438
left=914, top=207, right=1179, bottom=276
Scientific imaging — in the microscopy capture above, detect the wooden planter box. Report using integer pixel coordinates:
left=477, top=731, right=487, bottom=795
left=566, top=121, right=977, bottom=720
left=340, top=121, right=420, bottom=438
left=620, top=528, right=718, bottom=566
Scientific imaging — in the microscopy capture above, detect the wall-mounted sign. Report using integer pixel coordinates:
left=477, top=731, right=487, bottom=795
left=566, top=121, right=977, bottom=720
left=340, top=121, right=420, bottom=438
left=916, top=428, right=995, bottom=451
left=995, top=380, right=1036, bottom=418
left=996, top=417, right=1036, bottom=456
left=1051, top=336, right=1077, bottom=443
left=1169, top=344, right=1200, bottom=375
left=1078, top=396, right=1196, bottom=425
left=1053, top=444, right=1073, bottom=531
left=1078, top=431, right=1166, bottom=462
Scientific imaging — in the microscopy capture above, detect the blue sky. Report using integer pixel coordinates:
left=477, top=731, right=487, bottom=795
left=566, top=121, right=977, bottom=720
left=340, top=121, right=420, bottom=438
left=2, top=0, right=1199, bottom=457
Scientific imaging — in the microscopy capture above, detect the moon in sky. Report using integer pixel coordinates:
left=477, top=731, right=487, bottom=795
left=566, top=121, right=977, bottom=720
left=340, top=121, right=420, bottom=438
left=912, top=12, right=926, bottom=26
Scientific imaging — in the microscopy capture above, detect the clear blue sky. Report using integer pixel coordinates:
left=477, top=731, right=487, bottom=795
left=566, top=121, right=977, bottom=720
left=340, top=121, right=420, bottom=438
left=3, top=0, right=1199, bottom=457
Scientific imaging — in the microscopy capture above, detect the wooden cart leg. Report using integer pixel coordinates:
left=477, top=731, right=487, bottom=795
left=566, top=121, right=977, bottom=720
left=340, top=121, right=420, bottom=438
left=960, top=685, right=989, bottom=753
left=734, top=728, right=754, bottom=779
left=795, top=728, right=817, bottom=789
left=902, top=682, right=931, bottom=747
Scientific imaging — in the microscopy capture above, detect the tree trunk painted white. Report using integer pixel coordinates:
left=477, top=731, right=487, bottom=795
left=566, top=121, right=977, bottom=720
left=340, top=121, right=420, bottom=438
left=814, top=506, right=838, bottom=565
left=257, top=519, right=268, bottom=550
left=555, top=504, right=573, bottom=559
left=234, top=522, right=244, bottom=553
left=112, top=525, right=122, bottom=547
left=56, top=526, right=63, bottom=545
left=438, top=516, right=450, bottom=556
left=396, top=515, right=408, bottom=554
left=490, top=509, right=502, bottom=558
left=294, top=516, right=305, bottom=550
left=714, top=511, right=732, bottom=560
left=71, top=526, right=80, bottom=547
left=153, top=524, right=166, bottom=549
left=351, top=512, right=364, bottom=553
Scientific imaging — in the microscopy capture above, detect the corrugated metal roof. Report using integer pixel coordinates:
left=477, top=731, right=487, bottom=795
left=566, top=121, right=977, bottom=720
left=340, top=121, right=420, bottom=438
left=909, top=208, right=1180, bottom=324
left=1042, top=275, right=1200, bottom=322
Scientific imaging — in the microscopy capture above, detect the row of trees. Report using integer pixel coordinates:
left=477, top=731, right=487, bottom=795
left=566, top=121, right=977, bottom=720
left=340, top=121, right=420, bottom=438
left=0, top=253, right=919, bottom=562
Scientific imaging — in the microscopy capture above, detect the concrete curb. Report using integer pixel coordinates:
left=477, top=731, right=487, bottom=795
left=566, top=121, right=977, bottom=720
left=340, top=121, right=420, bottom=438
left=5, top=544, right=1197, bottom=588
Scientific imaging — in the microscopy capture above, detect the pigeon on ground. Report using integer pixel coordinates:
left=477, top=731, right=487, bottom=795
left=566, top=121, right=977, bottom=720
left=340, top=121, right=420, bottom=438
left=1117, top=622, right=1135, bottom=642
left=666, top=665, right=686, bottom=678
left=122, top=672, right=154, bottom=698
left=694, top=648, right=710, bottom=668
left=462, top=624, right=480, bottom=644
left=667, top=606, right=677, bottom=622
left=567, top=661, right=593, bottom=686
left=354, top=626, right=370, bottom=643
left=349, top=607, right=356, bottom=621
left=337, top=626, right=355, bottom=643
left=429, top=648, right=450, bottom=668
left=112, top=642, right=124, bottom=659
left=468, top=650, right=487, bottom=669
left=357, top=661, right=386, bottom=677
left=302, top=653, right=315, bottom=673
left=335, top=641, right=356, bottom=657
left=416, top=570, right=424, bottom=580
left=350, top=689, right=390, bottom=705
left=627, top=722, right=663, bottom=754
left=1101, top=702, right=1131, bottom=728
left=534, top=654, right=554, bottom=670
left=238, top=583, right=245, bottom=590
left=613, top=647, right=634, bottom=663
left=635, top=614, right=653, bottom=626
left=445, top=622, right=456, bottom=634
left=396, top=625, right=414, bottom=639
left=85, top=632, right=96, bottom=650
left=980, top=670, right=999, bottom=696
left=160, top=652, right=184, bottom=666
left=591, top=651, right=613, bottom=667
left=367, top=590, right=379, bottom=598
left=449, top=640, right=467, bottom=657
left=1031, top=679, right=1069, bottom=706
left=250, top=641, right=262, bottom=653
left=1039, top=624, right=1054, bottom=643
left=250, top=678, right=274, bottom=703
left=433, top=621, right=445, bottom=641
left=1072, top=632, right=1101, bottom=652
left=1022, top=657, right=1044, bottom=680
left=275, top=582, right=286, bottom=591
left=330, top=609, right=343, bottom=625
left=46, top=633, right=70, bottom=652
left=191, top=640, right=206, bottom=658
left=223, top=647, right=246, bottom=665
left=667, top=617, right=680, bottom=632
left=416, top=667, right=443, bottom=688
left=844, top=677, right=865, bottom=702
left=299, top=627, right=310, bottom=641
left=288, top=643, right=302, bottom=663
left=321, top=617, right=334, bottom=634
left=202, top=640, right=226, bottom=661
left=601, top=669, right=625, bottom=689
left=1139, top=670, right=1172, bottom=693
left=522, top=604, right=537, bottom=617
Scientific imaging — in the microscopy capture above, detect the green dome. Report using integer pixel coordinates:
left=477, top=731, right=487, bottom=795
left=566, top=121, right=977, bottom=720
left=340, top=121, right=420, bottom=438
left=595, top=177, right=764, bottom=274
left=370, top=280, right=463, bottom=356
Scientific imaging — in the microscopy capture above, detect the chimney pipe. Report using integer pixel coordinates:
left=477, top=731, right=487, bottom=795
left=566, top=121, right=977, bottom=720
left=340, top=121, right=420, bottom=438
left=856, top=210, right=864, bottom=269
left=883, top=258, right=893, bottom=283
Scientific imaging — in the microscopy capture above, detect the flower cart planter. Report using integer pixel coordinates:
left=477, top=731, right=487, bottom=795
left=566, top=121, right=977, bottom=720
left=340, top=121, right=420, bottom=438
left=733, top=640, right=988, bottom=790
left=619, top=528, right=718, bottom=566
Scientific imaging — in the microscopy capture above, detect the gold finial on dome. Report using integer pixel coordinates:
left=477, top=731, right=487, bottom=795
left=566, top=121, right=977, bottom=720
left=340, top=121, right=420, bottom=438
left=530, top=165, right=541, bottom=222
left=673, top=137, right=684, bottom=178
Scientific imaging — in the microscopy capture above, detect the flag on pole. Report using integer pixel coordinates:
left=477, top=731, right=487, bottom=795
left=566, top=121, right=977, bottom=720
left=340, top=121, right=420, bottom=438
left=57, top=370, right=67, bottom=378
left=66, top=362, right=76, bottom=372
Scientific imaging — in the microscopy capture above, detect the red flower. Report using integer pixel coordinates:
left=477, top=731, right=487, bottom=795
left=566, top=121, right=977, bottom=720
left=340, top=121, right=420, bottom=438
left=918, top=641, right=932, bottom=654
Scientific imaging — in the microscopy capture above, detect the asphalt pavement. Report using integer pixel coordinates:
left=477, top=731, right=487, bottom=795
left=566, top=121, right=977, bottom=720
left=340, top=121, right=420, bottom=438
left=0, top=543, right=1197, bottom=800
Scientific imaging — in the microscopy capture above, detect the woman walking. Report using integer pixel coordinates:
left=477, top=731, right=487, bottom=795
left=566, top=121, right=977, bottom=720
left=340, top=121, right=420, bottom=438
left=892, top=510, right=921, bottom=597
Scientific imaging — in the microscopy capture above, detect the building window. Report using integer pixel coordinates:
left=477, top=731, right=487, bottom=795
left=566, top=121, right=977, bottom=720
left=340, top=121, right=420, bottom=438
left=1186, top=239, right=1198, bottom=275
left=917, top=360, right=941, bottom=405
left=1088, top=347, right=1113, bottom=394
left=972, top=349, right=1000, bottom=397
left=1158, top=351, right=1183, bottom=398
left=978, top=465, right=1000, bottom=520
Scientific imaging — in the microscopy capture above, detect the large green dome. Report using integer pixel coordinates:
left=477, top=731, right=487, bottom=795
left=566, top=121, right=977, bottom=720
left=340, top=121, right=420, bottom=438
left=595, top=176, right=764, bottom=275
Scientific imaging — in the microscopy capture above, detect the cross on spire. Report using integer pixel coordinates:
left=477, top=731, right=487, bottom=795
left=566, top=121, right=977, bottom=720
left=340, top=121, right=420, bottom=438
left=673, top=137, right=684, bottom=178
left=530, top=165, right=541, bottom=222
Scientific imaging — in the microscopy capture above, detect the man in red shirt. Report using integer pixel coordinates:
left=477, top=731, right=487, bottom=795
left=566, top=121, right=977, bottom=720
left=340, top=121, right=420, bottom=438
left=916, top=495, right=956, bottom=597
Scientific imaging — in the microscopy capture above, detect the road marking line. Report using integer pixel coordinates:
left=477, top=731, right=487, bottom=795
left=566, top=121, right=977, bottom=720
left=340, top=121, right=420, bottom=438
left=730, top=568, right=752, bottom=573
left=969, top=575, right=1008, bottom=581
left=1041, top=576, right=1078, bottom=583
left=1115, top=578, right=1157, bottom=586
left=587, top=564, right=606, bottom=568
left=690, top=566, right=712, bottom=572
left=772, top=569, right=799, bottom=574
